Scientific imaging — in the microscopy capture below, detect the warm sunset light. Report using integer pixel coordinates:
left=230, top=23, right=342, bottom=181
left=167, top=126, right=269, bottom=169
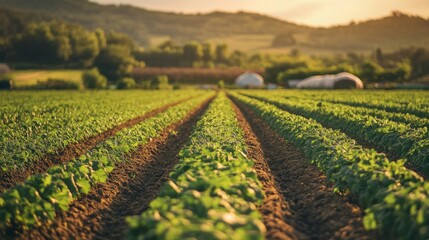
left=1, top=0, right=429, bottom=239
left=92, top=0, right=429, bottom=26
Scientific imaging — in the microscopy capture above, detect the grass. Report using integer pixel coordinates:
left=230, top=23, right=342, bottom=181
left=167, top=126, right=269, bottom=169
left=208, top=34, right=275, bottom=52
left=9, top=69, right=84, bottom=87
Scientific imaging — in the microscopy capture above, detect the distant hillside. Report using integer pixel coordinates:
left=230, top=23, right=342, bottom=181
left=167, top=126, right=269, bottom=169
left=0, top=0, right=305, bottom=46
left=0, top=0, right=428, bottom=53
left=303, top=11, right=429, bottom=51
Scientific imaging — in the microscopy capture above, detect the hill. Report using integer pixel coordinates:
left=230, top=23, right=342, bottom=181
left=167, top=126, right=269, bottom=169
left=0, top=0, right=428, bottom=53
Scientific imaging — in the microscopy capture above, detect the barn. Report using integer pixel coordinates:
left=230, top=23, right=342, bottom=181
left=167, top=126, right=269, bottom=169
left=296, top=72, right=364, bottom=89
left=235, top=72, right=264, bottom=88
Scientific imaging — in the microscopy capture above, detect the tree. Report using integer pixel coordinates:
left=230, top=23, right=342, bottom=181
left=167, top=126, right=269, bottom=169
left=93, top=45, right=137, bottom=80
left=183, top=42, right=203, bottom=66
left=359, top=61, right=383, bottom=82
left=12, top=22, right=72, bottom=64
left=374, top=48, right=384, bottom=66
left=94, top=28, right=107, bottom=49
left=106, top=31, right=135, bottom=52
left=68, top=26, right=100, bottom=67
left=217, top=80, right=225, bottom=89
left=82, top=68, right=107, bottom=89
left=202, top=43, right=214, bottom=63
left=215, top=44, right=228, bottom=64
left=410, top=48, right=429, bottom=79
left=229, top=50, right=247, bottom=66
left=150, top=75, right=172, bottom=89
left=117, top=77, right=136, bottom=89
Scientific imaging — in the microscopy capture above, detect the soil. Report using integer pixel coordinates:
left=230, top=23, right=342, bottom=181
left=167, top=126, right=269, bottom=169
left=266, top=99, right=427, bottom=180
left=0, top=97, right=191, bottom=194
left=230, top=96, right=377, bottom=240
left=8, top=96, right=213, bottom=240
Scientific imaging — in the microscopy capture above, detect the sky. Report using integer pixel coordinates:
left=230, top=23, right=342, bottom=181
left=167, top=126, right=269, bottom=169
left=91, top=0, right=429, bottom=26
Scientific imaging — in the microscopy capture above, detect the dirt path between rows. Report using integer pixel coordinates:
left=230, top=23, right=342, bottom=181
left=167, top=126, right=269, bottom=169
left=12, top=96, right=213, bottom=240
left=230, top=96, right=376, bottom=240
left=0, top=97, right=193, bottom=194
left=248, top=95, right=427, bottom=180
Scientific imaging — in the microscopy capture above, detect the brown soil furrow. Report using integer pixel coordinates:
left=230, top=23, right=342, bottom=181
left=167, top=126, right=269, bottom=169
left=230, top=96, right=376, bottom=240
left=0, top=97, right=192, bottom=194
left=230, top=100, right=306, bottom=240
left=253, top=97, right=427, bottom=180
left=17, top=96, right=213, bottom=240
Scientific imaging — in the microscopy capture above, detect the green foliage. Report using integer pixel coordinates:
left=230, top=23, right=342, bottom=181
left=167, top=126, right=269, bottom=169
left=231, top=91, right=429, bottom=239
left=82, top=68, right=107, bottom=89
left=127, top=93, right=265, bottom=239
left=116, top=77, right=136, bottom=89
left=265, top=61, right=308, bottom=83
left=183, top=41, right=203, bottom=65
left=215, top=44, right=229, bottom=64
left=106, top=31, right=135, bottom=52
left=218, top=80, right=225, bottom=89
left=359, top=61, right=383, bottom=82
left=1, top=4, right=429, bottom=53
left=40, top=78, right=81, bottom=90
left=0, top=91, right=212, bottom=231
left=0, top=91, right=201, bottom=171
left=93, top=45, right=137, bottom=80
left=150, top=75, right=172, bottom=89
left=11, top=22, right=72, bottom=64
left=245, top=92, right=429, bottom=175
left=68, top=25, right=100, bottom=67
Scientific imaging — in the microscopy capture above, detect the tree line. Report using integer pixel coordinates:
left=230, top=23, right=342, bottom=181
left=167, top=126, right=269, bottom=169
left=267, top=47, right=429, bottom=85
left=0, top=9, right=141, bottom=82
left=134, top=40, right=274, bottom=69
left=1, top=8, right=428, bottom=88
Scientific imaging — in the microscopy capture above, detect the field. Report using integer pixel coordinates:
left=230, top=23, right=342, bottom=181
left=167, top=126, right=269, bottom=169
left=9, top=70, right=84, bottom=87
left=0, top=89, right=429, bottom=239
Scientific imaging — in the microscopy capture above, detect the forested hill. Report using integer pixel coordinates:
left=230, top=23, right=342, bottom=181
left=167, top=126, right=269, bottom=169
left=0, top=0, right=305, bottom=45
left=0, top=0, right=428, bottom=52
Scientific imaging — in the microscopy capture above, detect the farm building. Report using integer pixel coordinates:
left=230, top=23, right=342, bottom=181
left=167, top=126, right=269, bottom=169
left=297, top=72, right=364, bottom=89
left=0, top=64, right=11, bottom=75
left=235, top=72, right=264, bottom=88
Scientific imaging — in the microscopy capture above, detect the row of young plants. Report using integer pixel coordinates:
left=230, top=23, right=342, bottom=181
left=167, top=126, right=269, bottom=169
left=0, top=91, right=201, bottom=171
left=0, top=93, right=213, bottom=233
left=324, top=98, right=429, bottom=119
left=231, top=92, right=429, bottom=239
left=241, top=92, right=429, bottom=176
left=251, top=90, right=429, bottom=129
left=281, top=90, right=429, bottom=119
left=126, top=93, right=266, bottom=239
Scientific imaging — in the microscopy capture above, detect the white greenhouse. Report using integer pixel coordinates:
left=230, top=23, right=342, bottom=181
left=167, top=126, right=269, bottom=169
left=235, top=72, right=264, bottom=88
left=296, top=72, right=364, bottom=89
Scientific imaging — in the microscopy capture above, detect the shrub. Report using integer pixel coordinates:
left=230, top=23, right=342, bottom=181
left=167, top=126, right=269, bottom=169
left=41, top=78, right=81, bottom=90
left=218, top=79, right=225, bottom=89
left=173, top=83, right=181, bottom=90
left=117, top=77, right=136, bottom=89
left=150, top=75, right=172, bottom=89
left=82, top=68, right=107, bottom=89
left=0, top=75, right=13, bottom=90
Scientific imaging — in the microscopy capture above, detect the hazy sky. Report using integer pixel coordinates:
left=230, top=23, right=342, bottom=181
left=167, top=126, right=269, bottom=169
left=91, top=0, right=429, bottom=26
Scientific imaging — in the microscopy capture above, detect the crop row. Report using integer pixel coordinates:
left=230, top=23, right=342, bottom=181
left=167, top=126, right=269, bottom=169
left=241, top=92, right=429, bottom=176
left=127, top=93, right=266, bottom=239
left=274, top=90, right=429, bottom=119
left=0, top=91, right=202, bottom=171
left=230, top=92, right=429, bottom=239
left=0, top=93, right=213, bottom=232
left=251, top=90, right=429, bottom=129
